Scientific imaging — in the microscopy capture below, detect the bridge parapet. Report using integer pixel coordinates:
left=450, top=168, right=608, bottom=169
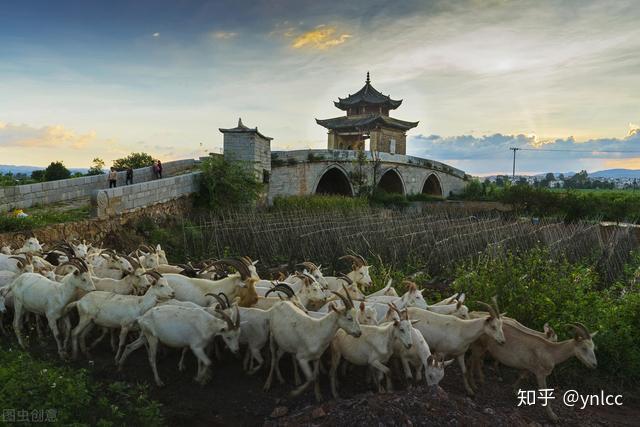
left=271, top=149, right=465, bottom=179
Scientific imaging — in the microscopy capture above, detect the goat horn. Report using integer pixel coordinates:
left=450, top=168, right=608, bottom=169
left=297, top=262, right=318, bottom=272
left=339, top=255, right=363, bottom=268
left=273, top=283, right=295, bottom=298
left=143, top=271, right=162, bottom=282
left=330, top=290, right=350, bottom=309
left=218, top=292, right=230, bottom=308
left=491, top=295, right=502, bottom=318
left=122, top=255, right=140, bottom=269
left=565, top=322, right=590, bottom=339
left=212, top=258, right=251, bottom=280
left=215, top=308, right=236, bottom=330
left=205, top=293, right=229, bottom=310
left=239, top=256, right=253, bottom=266
left=475, top=301, right=497, bottom=318
left=337, top=273, right=353, bottom=285
left=388, top=302, right=402, bottom=317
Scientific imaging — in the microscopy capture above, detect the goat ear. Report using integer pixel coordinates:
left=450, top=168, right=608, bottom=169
left=456, top=300, right=462, bottom=309
left=329, top=302, right=338, bottom=312
left=443, top=359, right=454, bottom=367
left=426, top=355, right=434, bottom=366
left=359, top=302, right=365, bottom=312
left=590, top=331, right=598, bottom=338
left=458, top=293, right=466, bottom=303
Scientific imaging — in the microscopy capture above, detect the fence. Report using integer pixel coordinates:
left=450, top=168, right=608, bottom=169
left=180, top=205, right=639, bottom=280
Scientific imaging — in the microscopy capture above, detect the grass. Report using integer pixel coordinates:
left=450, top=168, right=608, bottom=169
left=0, top=205, right=91, bottom=232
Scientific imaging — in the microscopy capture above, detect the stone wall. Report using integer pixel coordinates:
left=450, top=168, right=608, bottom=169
left=370, top=128, right=406, bottom=155
left=0, top=196, right=194, bottom=247
left=223, top=133, right=271, bottom=181
left=0, top=159, right=197, bottom=213
left=92, top=172, right=201, bottom=219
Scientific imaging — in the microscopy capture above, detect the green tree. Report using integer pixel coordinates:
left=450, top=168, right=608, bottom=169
left=30, top=170, right=45, bottom=181
left=87, top=157, right=105, bottom=175
left=112, top=152, right=154, bottom=170
left=198, top=155, right=263, bottom=210
left=44, top=161, right=71, bottom=181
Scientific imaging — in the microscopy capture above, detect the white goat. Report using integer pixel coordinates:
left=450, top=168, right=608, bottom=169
left=406, top=300, right=505, bottom=395
left=117, top=304, right=242, bottom=386
left=9, top=258, right=95, bottom=358
left=69, top=271, right=174, bottom=360
left=264, top=288, right=362, bottom=401
left=330, top=305, right=415, bottom=397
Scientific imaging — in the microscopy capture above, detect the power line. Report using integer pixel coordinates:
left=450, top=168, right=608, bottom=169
left=517, top=148, right=640, bottom=153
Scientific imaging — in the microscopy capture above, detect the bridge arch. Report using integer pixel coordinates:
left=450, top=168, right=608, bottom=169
left=376, top=168, right=405, bottom=195
left=421, top=173, right=443, bottom=197
left=314, top=164, right=354, bottom=196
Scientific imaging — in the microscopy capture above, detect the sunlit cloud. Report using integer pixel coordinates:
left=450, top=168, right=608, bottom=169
left=0, top=123, right=104, bottom=149
left=291, top=25, right=351, bottom=50
left=212, top=31, right=237, bottom=40
left=629, top=123, right=640, bottom=137
left=152, top=32, right=160, bottom=37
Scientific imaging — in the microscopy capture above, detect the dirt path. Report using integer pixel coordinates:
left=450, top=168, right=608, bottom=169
left=56, top=340, right=637, bottom=426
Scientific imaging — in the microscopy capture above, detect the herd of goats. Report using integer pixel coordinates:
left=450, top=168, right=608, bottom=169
left=0, top=237, right=598, bottom=421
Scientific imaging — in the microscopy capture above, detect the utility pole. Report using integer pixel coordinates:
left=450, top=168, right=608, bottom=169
left=510, top=147, right=520, bottom=179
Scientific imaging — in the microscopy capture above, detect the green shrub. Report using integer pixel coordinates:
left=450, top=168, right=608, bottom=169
left=197, top=155, right=263, bottom=210
left=0, top=347, right=164, bottom=426
left=43, top=161, right=71, bottom=182
left=406, top=193, right=444, bottom=202
left=370, top=190, right=409, bottom=207
left=452, top=247, right=640, bottom=391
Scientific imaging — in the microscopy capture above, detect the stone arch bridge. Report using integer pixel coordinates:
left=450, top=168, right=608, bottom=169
left=268, top=149, right=467, bottom=202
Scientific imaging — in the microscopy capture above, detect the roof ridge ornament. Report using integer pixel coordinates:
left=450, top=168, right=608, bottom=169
left=238, top=117, right=244, bottom=127
left=366, top=71, right=370, bottom=85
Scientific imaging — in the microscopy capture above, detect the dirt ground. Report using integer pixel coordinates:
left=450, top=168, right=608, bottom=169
left=54, top=338, right=638, bottom=427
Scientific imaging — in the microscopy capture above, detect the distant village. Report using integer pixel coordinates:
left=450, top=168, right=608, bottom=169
left=481, top=171, right=640, bottom=190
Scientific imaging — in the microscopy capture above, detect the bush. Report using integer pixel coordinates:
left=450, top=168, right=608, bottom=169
left=370, top=190, right=409, bottom=207
left=197, top=156, right=263, bottom=210
left=44, top=161, right=71, bottom=182
left=112, top=153, right=154, bottom=170
left=452, top=247, right=640, bottom=391
left=87, top=158, right=105, bottom=176
left=0, top=347, right=164, bottom=426
left=406, top=193, right=444, bottom=202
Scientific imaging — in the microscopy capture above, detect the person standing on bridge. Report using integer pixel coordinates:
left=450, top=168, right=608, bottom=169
left=157, top=160, right=163, bottom=179
left=108, top=167, right=117, bottom=188
left=125, top=167, right=133, bottom=185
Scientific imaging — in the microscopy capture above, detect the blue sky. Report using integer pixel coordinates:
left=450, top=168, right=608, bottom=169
left=1, top=0, right=639, bottom=175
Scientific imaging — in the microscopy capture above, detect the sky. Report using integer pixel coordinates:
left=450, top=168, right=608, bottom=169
left=1, top=0, right=639, bottom=175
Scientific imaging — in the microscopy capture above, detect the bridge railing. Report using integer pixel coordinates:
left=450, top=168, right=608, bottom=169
left=270, top=149, right=465, bottom=178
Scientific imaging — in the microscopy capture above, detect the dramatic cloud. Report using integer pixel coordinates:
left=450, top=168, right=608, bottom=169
left=0, top=122, right=102, bottom=149
left=408, top=129, right=640, bottom=174
left=291, top=25, right=351, bottom=50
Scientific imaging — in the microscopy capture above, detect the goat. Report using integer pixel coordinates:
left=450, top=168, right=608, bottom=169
left=321, top=254, right=373, bottom=291
left=469, top=322, right=597, bottom=422
left=9, top=258, right=95, bottom=358
left=164, top=258, right=258, bottom=307
left=14, top=237, right=44, bottom=254
left=68, top=271, right=174, bottom=360
left=329, top=304, right=415, bottom=397
left=406, top=300, right=505, bottom=395
left=366, top=279, right=399, bottom=297
left=117, top=304, right=242, bottom=386
left=264, top=286, right=362, bottom=401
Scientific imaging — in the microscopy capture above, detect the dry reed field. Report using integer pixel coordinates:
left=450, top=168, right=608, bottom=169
left=180, top=205, right=638, bottom=282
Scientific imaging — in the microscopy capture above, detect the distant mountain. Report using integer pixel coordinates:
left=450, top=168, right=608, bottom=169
left=0, top=164, right=88, bottom=175
left=589, top=169, right=640, bottom=179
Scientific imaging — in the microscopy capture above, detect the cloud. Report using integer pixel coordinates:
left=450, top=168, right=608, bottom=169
left=408, top=126, right=640, bottom=174
left=0, top=122, right=105, bottom=149
left=152, top=32, right=160, bottom=37
left=290, top=25, right=351, bottom=50
left=629, top=123, right=640, bottom=137
left=212, top=31, right=237, bottom=40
